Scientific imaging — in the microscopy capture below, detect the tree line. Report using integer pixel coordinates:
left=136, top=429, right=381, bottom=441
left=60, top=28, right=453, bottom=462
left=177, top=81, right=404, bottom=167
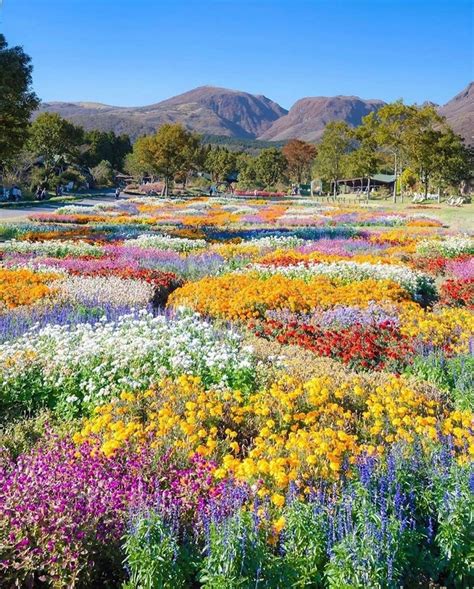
left=1, top=32, right=471, bottom=198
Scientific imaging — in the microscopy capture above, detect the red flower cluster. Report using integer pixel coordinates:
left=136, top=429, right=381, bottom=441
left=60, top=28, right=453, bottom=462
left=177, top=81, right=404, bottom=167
left=411, top=254, right=471, bottom=276
left=250, top=318, right=414, bottom=372
left=439, top=278, right=474, bottom=309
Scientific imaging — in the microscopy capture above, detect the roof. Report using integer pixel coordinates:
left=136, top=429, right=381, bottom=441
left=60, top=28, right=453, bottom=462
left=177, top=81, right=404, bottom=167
left=371, top=174, right=396, bottom=183
left=338, top=174, right=396, bottom=184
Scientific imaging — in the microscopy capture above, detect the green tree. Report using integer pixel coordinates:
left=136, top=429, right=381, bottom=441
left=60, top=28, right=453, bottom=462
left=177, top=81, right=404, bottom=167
left=314, top=121, right=352, bottom=196
left=0, top=34, right=39, bottom=170
left=29, top=112, right=84, bottom=177
left=254, top=147, right=287, bottom=187
left=205, top=147, right=237, bottom=183
left=346, top=117, right=380, bottom=182
left=91, top=160, right=114, bottom=187
left=235, top=153, right=258, bottom=188
left=367, top=101, right=417, bottom=200
left=282, top=139, right=317, bottom=184
left=82, top=130, right=131, bottom=170
left=404, top=106, right=469, bottom=198
left=132, top=123, right=201, bottom=195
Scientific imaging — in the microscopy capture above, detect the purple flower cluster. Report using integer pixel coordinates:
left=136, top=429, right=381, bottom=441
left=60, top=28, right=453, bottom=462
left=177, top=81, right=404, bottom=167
left=446, top=257, right=474, bottom=280
left=297, top=237, right=387, bottom=257
left=0, top=302, right=152, bottom=343
left=0, top=435, right=159, bottom=586
left=266, top=302, right=400, bottom=330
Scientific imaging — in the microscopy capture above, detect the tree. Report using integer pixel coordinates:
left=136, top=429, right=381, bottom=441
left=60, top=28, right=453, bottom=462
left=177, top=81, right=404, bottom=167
left=282, top=139, right=317, bottom=184
left=235, top=153, right=258, bottom=188
left=314, top=121, right=352, bottom=196
left=346, top=116, right=380, bottom=181
left=29, top=112, right=84, bottom=177
left=254, top=148, right=287, bottom=187
left=91, top=160, right=114, bottom=187
left=82, top=130, right=132, bottom=170
left=0, top=34, right=39, bottom=170
left=431, top=128, right=470, bottom=195
left=205, top=147, right=237, bottom=183
left=404, top=106, right=469, bottom=198
left=367, top=101, right=417, bottom=200
left=132, top=123, right=201, bottom=195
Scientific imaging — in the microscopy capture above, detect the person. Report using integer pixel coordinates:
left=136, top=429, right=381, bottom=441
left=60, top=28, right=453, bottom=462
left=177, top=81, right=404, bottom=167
left=36, top=186, right=42, bottom=200
left=209, top=186, right=213, bottom=197
left=115, top=187, right=120, bottom=200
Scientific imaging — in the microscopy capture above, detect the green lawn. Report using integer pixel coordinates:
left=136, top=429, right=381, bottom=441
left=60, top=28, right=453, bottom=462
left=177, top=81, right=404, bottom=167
left=368, top=199, right=474, bottom=232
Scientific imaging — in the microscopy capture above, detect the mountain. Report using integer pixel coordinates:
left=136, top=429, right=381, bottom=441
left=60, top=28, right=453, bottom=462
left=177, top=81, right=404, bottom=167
left=36, top=86, right=287, bottom=140
left=258, top=96, right=385, bottom=141
left=439, top=82, right=474, bottom=144
left=36, top=84, right=473, bottom=144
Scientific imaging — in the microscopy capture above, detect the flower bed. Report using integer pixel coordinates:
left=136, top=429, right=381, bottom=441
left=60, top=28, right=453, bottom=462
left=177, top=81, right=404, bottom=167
left=0, top=197, right=472, bottom=588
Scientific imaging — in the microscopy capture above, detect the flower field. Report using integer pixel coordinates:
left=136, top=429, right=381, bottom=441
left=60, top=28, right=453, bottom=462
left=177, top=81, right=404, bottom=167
left=0, top=196, right=473, bottom=588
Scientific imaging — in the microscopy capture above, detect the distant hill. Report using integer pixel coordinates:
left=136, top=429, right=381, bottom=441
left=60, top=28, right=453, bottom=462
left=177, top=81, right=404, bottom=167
left=36, top=83, right=473, bottom=144
left=36, top=86, right=287, bottom=141
left=258, top=96, right=385, bottom=141
left=439, top=82, right=474, bottom=145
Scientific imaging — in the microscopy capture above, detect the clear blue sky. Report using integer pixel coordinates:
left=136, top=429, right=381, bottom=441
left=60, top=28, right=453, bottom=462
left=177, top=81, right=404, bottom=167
left=1, top=0, right=472, bottom=109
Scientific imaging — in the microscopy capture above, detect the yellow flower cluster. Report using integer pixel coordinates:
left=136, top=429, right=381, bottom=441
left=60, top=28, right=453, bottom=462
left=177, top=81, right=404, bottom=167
left=74, top=374, right=473, bottom=498
left=0, top=268, right=61, bottom=309
left=399, top=304, right=474, bottom=351
left=168, top=274, right=410, bottom=320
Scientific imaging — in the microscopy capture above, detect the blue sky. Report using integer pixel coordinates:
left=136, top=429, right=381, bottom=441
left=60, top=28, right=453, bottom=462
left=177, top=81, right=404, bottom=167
left=1, top=0, right=472, bottom=108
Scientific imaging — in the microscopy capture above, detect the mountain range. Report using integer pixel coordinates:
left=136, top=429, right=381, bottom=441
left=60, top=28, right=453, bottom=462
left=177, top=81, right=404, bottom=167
left=36, top=83, right=474, bottom=144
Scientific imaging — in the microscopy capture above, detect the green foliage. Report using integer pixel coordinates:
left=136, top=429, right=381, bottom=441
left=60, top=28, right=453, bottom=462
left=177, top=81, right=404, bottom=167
left=407, top=353, right=474, bottom=410
left=0, top=34, right=39, bottom=168
left=254, top=147, right=288, bottom=187
left=59, top=167, right=88, bottom=188
left=435, top=470, right=474, bottom=586
left=122, top=512, right=194, bottom=589
left=91, top=159, right=115, bottom=187
left=205, top=146, right=237, bottom=183
left=29, top=112, right=84, bottom=173
left=0, top=410, right=75, bottom=459
left=314, top=122, right=352, bottom=193
left=82, top=130, right=132, bottom=170
left=199, top=511, right=277, bottom=588
left=280, top=500, right=327, bottom=586
left=133, top=123, right=201, bottom=194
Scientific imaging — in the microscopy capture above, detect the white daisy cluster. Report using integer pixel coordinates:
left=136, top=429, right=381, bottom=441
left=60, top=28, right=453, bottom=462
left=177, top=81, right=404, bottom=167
left=248, top=236, right=306, bottom=249
left=59, top=275, right=155, bottom=306
left=0, top=310, right=255, bottom=414
left=417, top=236, right=474, bottom=258
left=126, top=234, right=207, bottom=253
left=0, top=239, right=103, bottom=258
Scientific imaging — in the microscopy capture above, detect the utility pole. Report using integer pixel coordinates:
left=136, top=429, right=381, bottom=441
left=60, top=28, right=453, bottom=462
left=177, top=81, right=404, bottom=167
left=393, top=151, right=397, bottom=204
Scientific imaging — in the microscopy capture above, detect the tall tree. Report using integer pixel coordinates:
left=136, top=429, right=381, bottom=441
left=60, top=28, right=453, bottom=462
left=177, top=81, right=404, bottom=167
left=0, top=34, right=39, bottom=169
left=405, top=106, right=470, bottom=198
left=133, top=123, right=201, bottom=195
left=346, top=116, right=380, bottom=181
left=367, top=101, right=417, bottom=200
left=29, top=112, right=84, bottom=176
left=205, top=147, right=237, bottom=183
left=314, top=121, right=352, bottom=196
left=254, top=147, right=287, bottom=187
left=282, top=139, right=317, bottom=184
left=82, top=130, right=132, bottom=170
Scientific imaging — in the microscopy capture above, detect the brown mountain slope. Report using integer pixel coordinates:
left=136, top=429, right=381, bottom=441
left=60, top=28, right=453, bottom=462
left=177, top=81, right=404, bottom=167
left=439, top=82, right=474, bottom=144
left=259, top=95, right=385, bottom=141
left=35, top=86, right=288, bottom=140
